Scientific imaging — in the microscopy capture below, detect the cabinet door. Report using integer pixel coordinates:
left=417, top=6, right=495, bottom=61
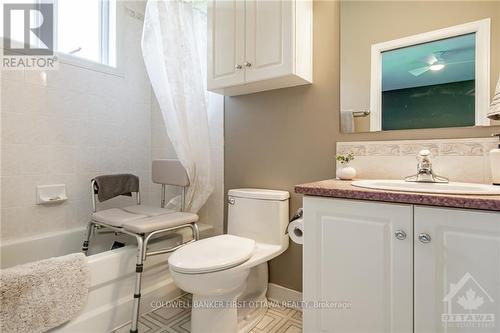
left=303, top=197, right=413, bottom=333
left=207, top=0, right=245, bottom=89
left=244, top=0, right=293, bottom=83
left=414, top=207, right=500, bottom=333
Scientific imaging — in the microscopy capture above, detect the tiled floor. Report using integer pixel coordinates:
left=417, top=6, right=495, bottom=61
left=113, top=294, right=302, bottom=333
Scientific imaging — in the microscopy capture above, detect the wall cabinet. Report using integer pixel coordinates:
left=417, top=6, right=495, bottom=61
left=207, top=0, right=312, bottom=96
left=303, top=197, right=500, bottom=333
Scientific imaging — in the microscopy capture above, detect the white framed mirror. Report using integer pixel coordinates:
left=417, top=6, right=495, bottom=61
left=340, top=1, right=500, bottom=133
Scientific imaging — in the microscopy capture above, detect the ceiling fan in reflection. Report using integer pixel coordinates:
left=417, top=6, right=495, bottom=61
left=408, top=51, right=473, bottom=77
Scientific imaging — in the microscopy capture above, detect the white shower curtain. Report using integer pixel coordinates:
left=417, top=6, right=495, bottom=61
left=141, top=0, right=213, bottom=213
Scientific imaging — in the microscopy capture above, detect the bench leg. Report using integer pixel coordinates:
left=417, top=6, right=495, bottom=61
left=130, top=236, right=145, bottom=333
left=193, top=222, right=200, bottom=241
left=82, top=221, right=94, bottom=255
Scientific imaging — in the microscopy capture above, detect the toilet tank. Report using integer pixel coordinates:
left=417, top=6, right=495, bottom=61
left=227, top=189, right=289, bottom=245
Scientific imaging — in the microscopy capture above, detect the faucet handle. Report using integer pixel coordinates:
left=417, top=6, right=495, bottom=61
left=418, top=149, right=431, bottom=157
left=417, top=149, right=432, bottom=162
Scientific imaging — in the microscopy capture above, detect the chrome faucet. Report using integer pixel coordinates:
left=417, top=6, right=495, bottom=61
left=405, top=149, right=448, bottom=183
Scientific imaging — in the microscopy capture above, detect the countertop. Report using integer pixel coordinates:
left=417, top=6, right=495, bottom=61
left=295, top=179, right=500, bottom=212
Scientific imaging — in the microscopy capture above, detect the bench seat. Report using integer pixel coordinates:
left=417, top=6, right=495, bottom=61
left=91, top=205, right=198, bottom=233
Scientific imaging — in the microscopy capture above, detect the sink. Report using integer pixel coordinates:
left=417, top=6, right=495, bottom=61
left=351, top=179, right=500, bottom=195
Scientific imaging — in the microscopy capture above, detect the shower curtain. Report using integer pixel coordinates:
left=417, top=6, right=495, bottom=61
left=141, top=0, right=213, bottom=213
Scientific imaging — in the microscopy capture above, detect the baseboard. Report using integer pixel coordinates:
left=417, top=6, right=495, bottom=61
left=266, top=283, right=302, bottom=310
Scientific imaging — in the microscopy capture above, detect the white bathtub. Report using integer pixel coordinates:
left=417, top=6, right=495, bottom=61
left=1, top=223, right=214, bottom=332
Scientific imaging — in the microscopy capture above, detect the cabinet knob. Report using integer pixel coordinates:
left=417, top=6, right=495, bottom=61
left=394, top=230, right=407, bottom=240
left=244, top=62, right=252, bottom=68
left=235, top=64, right=242, bottom=70
left=418, top=233, right=431, bottom=244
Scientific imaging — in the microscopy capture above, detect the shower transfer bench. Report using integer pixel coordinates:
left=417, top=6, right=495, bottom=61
left=82, top=159, right=199, bottom=333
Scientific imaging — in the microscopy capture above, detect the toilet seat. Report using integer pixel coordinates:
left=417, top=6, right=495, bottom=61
left=168, top=235, right=256, bottom=274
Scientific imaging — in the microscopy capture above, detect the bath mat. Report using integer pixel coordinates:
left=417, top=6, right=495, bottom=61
left=0, top=252, right=90, bottom=333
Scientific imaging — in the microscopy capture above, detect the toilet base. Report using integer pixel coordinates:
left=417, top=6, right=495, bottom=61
left=191, top=288, right=241, bottom=333
left=189, top=263, right=270, bottom=333
left=237, top=299, right=268, bottom=333
left=190, top=294, right=269, bottom=333
left=237, top=263, right=269, bottom=332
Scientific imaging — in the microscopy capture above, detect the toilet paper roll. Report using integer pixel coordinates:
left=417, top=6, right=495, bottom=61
left=288, top=218, right=304, bottom=245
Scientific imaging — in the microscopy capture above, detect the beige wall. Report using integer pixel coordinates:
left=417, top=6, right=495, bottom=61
left=341, top=1, right=500, bottom=132
left=224, top=0, right=500, bottom=292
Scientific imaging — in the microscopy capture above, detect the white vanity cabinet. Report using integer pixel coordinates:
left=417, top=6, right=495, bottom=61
left=303, top=197, right=414, bottom=333
left=303, top=197, right=500, bottom=333
left=207, top=0, right=312, bottom=96
left=414, top=206, right=500, bottom=333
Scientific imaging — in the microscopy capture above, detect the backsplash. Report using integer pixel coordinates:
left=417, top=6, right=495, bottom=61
left=337, top=137, right=498, bottom=184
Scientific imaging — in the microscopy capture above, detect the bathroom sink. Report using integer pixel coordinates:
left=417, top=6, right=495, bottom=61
left=351, top=179, right=500, bottom=195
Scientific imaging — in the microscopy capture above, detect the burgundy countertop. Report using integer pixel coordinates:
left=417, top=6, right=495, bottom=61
left=295, top=179, right=500, bottom=212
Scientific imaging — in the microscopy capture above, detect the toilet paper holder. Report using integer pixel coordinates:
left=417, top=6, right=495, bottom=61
left=290, top=208, right=303, bottom=222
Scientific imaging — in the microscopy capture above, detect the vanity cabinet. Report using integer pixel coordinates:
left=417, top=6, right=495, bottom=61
left=207, top=0, right=312, bottom=96
left=303, top=197, right=414, bottom=332
left=303, top=197, right=500, bottom=333
left=414, top=206, right=500, bottom=333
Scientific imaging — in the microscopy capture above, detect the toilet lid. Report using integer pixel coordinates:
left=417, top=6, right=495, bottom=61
left=168, top=235, right=256, bottom=274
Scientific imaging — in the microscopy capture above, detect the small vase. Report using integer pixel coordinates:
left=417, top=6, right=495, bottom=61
left=336, top=164, right=357, bottom=180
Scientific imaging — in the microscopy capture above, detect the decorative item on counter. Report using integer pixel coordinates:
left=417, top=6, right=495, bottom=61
left=487, top=76, right=500, bottom=120
left=488, top=80, right=500, bottom=186
left=336, top=152, right=357, bottom=180
left=490, top=133, right=500, bottom=185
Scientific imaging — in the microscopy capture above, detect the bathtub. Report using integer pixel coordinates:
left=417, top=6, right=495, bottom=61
left=1, top=223, right=214, bottom=332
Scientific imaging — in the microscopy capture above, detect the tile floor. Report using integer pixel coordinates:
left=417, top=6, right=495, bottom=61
left=113, top=294, right=302, bottom=333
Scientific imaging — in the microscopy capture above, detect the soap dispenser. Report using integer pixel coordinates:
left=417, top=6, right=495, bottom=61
left=491, top=134, right=500, bottom=185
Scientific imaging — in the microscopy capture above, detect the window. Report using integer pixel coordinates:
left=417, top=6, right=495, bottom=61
left=56, top=0, right=116, bottom=67
left=4, top=0, right=116, bottom=67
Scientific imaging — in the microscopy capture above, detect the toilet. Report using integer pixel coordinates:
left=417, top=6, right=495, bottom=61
left=168, top=188, right=290, bottom=333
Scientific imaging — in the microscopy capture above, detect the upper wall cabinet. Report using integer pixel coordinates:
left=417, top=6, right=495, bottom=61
left=208, top=0, right=313, bottom=96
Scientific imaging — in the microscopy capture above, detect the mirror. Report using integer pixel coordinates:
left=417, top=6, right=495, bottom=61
left=340, top=0, right=500, bottom=133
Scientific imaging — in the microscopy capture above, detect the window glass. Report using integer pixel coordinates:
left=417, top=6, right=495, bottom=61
left=56, top=0, right=116, bottom=66
left=57, top=0, right=101, bottom=63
